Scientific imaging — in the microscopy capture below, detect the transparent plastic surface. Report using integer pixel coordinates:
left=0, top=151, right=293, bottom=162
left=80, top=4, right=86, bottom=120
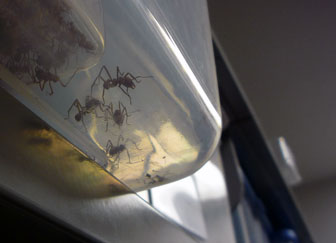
left=0, top=0, right=222, bottom=190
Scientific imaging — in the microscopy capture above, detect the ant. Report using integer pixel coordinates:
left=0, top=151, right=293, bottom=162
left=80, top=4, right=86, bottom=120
left=29, top=66, right=69, bottom=95
left=145, top=173, right=165, bottom=184
left=91, top=65, right=153, bottom=104
left=106, top=135, right=141, bottom=167
left=66, top=96, right=109, bottom=131
left=106, top=101, right=131, bottom=128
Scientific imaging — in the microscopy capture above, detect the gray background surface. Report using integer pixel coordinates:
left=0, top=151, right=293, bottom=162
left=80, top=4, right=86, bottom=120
left=208, top=1, right=336, bottom=242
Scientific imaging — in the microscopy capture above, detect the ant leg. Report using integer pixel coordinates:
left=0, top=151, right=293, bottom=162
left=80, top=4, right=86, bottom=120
left=120, top=102, right=130, bottom=117
left=100, top=77, right=109, bottom=104
left=81, top=117, right=87, bottom=132
left=39, top=80, right=45, bottom=91
left=118, top=85, right=132, bottom=105
left=103, top=109, right=111, bottom=132
left=91, top=65, right=111, bottom=95
left=98, top=101, right=107, bottom=113
left=116, top=66, right=120, bottom=78
left=66, top=99, right=82, bottom=119
left=124, top=73, right=141, bottom=84
left=109, top=102, right=114, bottom=115
left=102, top=65, right=113, bottom=80
left=116, top=66, right=125, bottom=78
left=117, top=135, right=124, bottom=146
left=91, top=75, right=101, bottom=96
left=48, top=81, right=54, bottom=95
left=61, top=68, right=79, bottom=87
left=102, top=88, right=106, bottom=104
left=105, top=119, right=109, bottom=132
left=94, top=109, right=103, bottom=118
left=135, top=75, right=153, bottom=82
left=125, top=73, right=153, bottom=83
left=112, top=154, right=120, bottom=169
left=103, top=102, right=113, bottom=119
left=125, top=148, right=131, bottom=163
left=124, top=138, right=141, bottom=150
left=27, top=73, right=37, bottom=85
left=106, top=140, right=113, bottom=152
left=120, top=103, right=131, bottom=125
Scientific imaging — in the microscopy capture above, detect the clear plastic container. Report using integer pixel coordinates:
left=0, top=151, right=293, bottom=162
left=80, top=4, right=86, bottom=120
left=0, top=0, right=222, bottom=190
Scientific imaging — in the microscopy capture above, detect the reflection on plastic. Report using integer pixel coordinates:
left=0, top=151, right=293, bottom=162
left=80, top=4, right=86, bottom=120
left=145, top=10, right=221, bottom=128
left=270, top=137, right=302, bottom=186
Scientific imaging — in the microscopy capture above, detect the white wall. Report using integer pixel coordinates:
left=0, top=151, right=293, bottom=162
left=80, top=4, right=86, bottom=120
left=208, top=0, right=336, bottom=184
left=293, top=178, right=336, bottom=243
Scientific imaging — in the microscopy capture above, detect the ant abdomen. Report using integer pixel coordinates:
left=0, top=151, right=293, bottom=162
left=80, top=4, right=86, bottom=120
left=113, top=110, right=124, bottom=125
left=75, top=113, right=82, bottom=122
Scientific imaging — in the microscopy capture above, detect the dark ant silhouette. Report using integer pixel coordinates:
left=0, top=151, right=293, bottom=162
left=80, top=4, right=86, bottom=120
left=106, top=101, right=131, bottom=128
left=91, top=65, right=153, bottom=104
left=29, top=66, right=70, bottom=95
left=66, top=96, right=109, bottom=131
left=145, top=173, right=165, bottom=184
left=106, top=135, right=141, bottom=168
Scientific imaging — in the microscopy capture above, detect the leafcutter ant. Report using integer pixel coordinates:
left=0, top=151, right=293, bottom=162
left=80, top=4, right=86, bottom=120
left=29, top=66, right=68, bottom=95
left=106, top=101, right=131, bottom=128
left=66, top=96, right=109, bottom=131
left=145, top=173, right=165, bottom=184
left=106, top=135, right=141, bottom=167
left=91, top=65, right=153, bottom=104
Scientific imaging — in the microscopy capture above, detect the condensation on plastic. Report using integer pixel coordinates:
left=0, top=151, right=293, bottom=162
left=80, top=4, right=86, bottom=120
left=0, top=0, right=222, bottom=191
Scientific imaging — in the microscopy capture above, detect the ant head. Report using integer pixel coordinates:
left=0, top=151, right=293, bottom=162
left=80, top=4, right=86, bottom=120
left=119, top=144, right=126, bottom=150
left=114, top=109, right=122, bottom=116
left=75, top=113, right=82, bottom=121
left=130, top=82, right=136, bottom=89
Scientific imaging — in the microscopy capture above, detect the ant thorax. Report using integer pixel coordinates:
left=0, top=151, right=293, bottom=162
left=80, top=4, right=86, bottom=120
left=85, top=96, right=100, bottom=109
left=109, top=79, right=118, bottom=88
left=109, top=145, right=125, bottom=156
left=103, top=81, right=110, bottom=89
